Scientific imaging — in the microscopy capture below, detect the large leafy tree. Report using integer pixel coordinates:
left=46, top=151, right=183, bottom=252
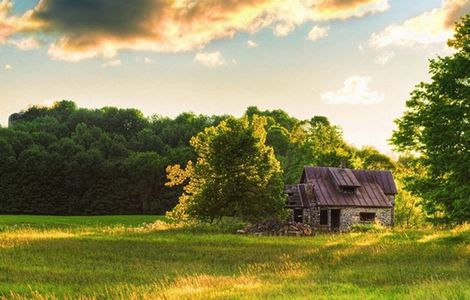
left=284, top=118, right=352, bottom=183
left=391, top=15, right=470, bottom=223
left=166, top=116, right=286, bottom=223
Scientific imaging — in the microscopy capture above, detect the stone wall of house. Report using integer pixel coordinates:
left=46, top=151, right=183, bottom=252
left=306, top=206, right=393, bottom=231
left=337, top=207, right=393, bottom=231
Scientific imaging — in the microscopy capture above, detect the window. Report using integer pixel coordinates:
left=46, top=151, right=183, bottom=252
left=340, top=186, right=356, bottom=194
left=320, top=210, right=328, bottom=225
left=360, top=212, right=376, bottom=222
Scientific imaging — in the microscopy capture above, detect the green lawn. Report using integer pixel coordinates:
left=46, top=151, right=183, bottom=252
left=0, top=216, right=469, bottom=299
left=0, top=215, right=164, bottom=230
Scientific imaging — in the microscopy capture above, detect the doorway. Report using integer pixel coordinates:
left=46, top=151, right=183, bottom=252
left=293, top=209, right=303, bottom=223
left=330, top=209, right=341, bottom=230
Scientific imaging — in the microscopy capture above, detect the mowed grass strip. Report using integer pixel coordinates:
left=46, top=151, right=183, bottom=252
left=0, top=216, right=469, bottom=299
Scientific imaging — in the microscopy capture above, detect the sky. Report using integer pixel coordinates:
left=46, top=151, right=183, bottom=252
left=1, top=0, right=469, bottom=153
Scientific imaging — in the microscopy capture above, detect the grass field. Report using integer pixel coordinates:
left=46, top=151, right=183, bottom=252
left=0, top=216, right=469, bottom=299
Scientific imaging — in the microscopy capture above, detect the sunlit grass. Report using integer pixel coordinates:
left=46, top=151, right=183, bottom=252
left=0, top=216, right=468, bottom=299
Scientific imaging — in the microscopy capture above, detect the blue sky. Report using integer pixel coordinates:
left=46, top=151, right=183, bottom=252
left=0, top=0, right=467, bottom=152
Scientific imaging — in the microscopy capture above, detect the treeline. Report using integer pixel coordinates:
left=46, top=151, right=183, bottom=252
left=0, top=101, right=226, bottom=214
left=0, top=101, right=397, bottom=216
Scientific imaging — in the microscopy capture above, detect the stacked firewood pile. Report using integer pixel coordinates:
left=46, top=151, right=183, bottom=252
left=237, top=220, right=314, bottom=236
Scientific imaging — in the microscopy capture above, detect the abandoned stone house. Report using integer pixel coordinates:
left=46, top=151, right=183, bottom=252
left=285, top=166, right=397, bottom=231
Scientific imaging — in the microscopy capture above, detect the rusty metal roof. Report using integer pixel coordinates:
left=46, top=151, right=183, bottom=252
left=301, top=166, right=396, bottom=208
left=329, top=167, right=361, bottom=187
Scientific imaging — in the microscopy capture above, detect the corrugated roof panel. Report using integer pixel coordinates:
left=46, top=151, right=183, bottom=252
left=303, top=166, right=394, bottom=208
left=298, top=184, right=310, bottom=207
left=328, top=168, right=361, bottom=187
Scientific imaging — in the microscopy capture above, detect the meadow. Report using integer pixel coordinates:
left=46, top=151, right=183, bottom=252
left=0, top=215, right=469, bottom=299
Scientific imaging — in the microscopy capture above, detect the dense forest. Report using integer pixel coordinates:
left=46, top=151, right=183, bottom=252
left=0, top=101, right=403, bottom=216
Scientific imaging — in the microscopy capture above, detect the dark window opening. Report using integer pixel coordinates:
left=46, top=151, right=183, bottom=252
left=340, top=186, right=356, bottom=194
left=293, top=209, right=303, bottom=223
left=320, top=210, right=328, bottom=225
left=330, top=209, right=341, bottom=229
left=360, top=212, right=376, bottom=222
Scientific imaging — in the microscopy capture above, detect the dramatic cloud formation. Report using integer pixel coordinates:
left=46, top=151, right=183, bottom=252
left=2, top=0, right=390, bottom=61
left=322, top=76, right=384, bottom=104
left=194, top=51, right=226, bottom=67
left=307, top=25, right=329, bottom=40
left=369, top=0, right=470, bottom=48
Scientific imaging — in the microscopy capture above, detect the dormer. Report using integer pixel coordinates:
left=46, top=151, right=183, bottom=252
left=328, top=167, right=361, bottom=194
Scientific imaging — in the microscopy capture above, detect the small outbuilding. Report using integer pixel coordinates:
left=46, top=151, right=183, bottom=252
left=285, top=166, right=397, bottom=231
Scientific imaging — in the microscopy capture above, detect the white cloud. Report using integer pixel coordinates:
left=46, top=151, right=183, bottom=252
left=144, top=57, right=155, bottom=64
left=307, top=25, right=329, bottom=41
left=102, top=59, right=122, bottom=67
left=375, top=50, right=395, bottom=65
left=322, top=76, right=384, bottom=105
left=194, top=51, right=226, bottom=67
left=369, top=0, right=470, bottom=48
left=8, top=37, right=41, bottom=50
left=247, top=40, right=258, bottom=48
left=273, top=22, right=295, bottom=37
left=3, top=64, right=12, bottom=70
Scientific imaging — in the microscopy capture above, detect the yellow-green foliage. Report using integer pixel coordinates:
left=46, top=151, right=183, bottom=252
left=166, top=116, right=286, bottom=223
left=0, top=216, right=469, bottom=299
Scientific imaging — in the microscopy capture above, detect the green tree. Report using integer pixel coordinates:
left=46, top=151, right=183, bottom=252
left=391, top=15, right=470, bottom=223
left=284, top=118, right=352, bottom=183
left=167, top=116, right=286, bottom=223
left=351, top=146, right=396, bottom=171
left=123, top=152, right=167, bottom=214
left=393, top=156, right=426, bottom=227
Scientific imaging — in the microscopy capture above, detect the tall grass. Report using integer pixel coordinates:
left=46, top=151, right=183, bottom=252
left=0, top=216, right=468, bottom=299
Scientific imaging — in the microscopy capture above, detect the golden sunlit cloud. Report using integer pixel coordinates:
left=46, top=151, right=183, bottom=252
left=0, top=0, right=14, bottom=42
left=3, top=0, right=390, bottom=61
left=322, top=76, right=384, bottom=105
left=369, top=0, right=470, bottom=48
left=307, top=25, right=329, bottom=41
